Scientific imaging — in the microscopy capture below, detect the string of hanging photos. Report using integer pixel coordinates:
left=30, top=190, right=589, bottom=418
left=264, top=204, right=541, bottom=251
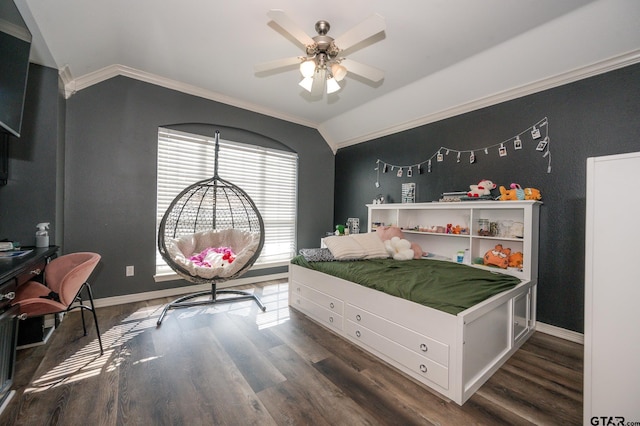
left=375, top=117, right=551, bottom=188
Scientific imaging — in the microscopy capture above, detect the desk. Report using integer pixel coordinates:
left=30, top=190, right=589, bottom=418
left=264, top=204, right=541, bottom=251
left=0, top=246, right=58, bottom=414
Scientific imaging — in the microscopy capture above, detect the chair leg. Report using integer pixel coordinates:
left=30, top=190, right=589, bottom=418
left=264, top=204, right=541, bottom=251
left=77, top=292, right=88, bottom=336
left=82, top=282, right=103, bottom=356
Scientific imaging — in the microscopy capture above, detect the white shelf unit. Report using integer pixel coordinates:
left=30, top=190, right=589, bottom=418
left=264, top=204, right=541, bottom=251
left=367, top=200, right=541, bottom=282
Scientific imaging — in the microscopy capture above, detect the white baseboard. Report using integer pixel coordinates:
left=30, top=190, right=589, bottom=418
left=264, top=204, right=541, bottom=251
left=93, top=272, right=288, bottom=308
left=536, top=321, right=584, bottom=344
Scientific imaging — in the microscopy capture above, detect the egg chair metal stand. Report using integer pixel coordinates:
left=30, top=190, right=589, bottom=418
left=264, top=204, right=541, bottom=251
left=156, top=131, right=266, bottom=325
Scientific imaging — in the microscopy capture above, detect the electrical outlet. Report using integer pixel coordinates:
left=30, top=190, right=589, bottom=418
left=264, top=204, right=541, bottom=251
left=126, top=265, right=134, bottom=276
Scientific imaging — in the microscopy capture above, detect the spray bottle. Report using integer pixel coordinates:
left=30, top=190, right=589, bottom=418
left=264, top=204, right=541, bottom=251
left=35, top=223, right=50, bottom=247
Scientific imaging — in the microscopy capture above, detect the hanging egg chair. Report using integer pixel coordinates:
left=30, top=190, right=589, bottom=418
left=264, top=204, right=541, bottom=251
left=157, top=131, right=266, bottom=325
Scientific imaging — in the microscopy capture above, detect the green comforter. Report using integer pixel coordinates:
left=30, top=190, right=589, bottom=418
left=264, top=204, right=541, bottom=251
left=290, top=256, right=522, bottom=315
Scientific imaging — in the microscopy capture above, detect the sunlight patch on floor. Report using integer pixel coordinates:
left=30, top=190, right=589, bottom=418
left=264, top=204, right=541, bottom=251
left=23, top=281, right=290, bottom=393
left=24, top=304, right=163, bottom=394
left=256, top=281, right=290, bottom=329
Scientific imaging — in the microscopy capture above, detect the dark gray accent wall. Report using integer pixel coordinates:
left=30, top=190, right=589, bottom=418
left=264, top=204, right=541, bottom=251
left=335, top=62, right=640, bottom=334
left=0, top=64, right=62, bottom=246
left=64, top=76, right=334, bottom=299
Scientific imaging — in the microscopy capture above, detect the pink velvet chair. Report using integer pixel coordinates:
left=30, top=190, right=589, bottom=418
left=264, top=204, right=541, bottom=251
left=11, top=252, right=103, bottom=355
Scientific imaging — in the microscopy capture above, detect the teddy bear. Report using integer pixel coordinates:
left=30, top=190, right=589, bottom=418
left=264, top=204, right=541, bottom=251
left=483, top=244, right=511, bottom=268
left=375, top=226, right=423, bottom=259
left=467, top=179, right=496, bottom=198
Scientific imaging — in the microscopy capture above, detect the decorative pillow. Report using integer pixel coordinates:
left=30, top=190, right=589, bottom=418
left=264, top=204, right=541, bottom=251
left=349, top=232, right=389, bottom=259
left=299, top=248, right=335, bottom=262
left=323, top=235, right=366, bottom=260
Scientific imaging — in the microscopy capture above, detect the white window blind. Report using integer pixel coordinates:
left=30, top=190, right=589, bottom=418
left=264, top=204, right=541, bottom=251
left=156, top=128, right=298, bottom=275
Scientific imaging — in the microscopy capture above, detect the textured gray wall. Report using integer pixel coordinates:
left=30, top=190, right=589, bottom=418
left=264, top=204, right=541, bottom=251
left=0, top=64, right=62, bottom=247
left=61, top=76, right=334, bottom=299
left=335, top=63, right=640, bottom=334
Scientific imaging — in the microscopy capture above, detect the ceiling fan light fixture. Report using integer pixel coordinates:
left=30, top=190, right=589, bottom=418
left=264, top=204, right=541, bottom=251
left=331, top=63, right=347, bottom=82
left=326, top=77, right=341, bottom=94
left=299, top=59, right=316, bottom=78
left=299, top=77, right=314, bottom=92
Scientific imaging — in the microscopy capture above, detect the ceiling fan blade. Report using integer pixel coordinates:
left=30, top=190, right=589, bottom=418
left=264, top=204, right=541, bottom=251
left=254, top=56, right=302, bottom=73
left=267, top=9, right=314, bottom=47
left=342, top=58, right=384, bottom=83
left=333, top=13, right=386, bottom=51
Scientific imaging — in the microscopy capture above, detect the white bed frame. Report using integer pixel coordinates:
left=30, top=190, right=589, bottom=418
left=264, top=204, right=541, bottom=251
left=289, top=201, right=540, bottom=405
left=289, top=264, right=536, bottom=405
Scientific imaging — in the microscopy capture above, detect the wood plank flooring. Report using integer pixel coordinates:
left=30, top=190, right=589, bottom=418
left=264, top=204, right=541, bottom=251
left=1, top=279, right=583, bottom=425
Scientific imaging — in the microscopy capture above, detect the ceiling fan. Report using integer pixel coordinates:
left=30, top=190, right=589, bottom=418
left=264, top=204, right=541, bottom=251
left=254, top=10, right=386, bottom=96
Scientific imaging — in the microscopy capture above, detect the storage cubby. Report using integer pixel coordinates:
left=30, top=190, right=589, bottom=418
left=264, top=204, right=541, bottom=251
left=368, top=200, right=541, bottom=281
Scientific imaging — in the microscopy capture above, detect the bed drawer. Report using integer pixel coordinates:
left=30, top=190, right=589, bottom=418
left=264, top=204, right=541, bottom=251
left=346, top=304, right=449, bottom=367
left=345, top=319, right=449, bottom=390
left=291, top=282, right=343, bottom=315
left=292, top=294, right=343, bottom=332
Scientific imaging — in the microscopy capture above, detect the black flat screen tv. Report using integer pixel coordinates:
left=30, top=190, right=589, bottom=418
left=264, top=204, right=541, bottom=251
left=0, top=0, right=32, bottom=138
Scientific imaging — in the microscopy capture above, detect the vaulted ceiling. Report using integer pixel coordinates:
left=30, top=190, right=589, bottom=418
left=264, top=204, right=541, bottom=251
left=14, top=0, right=640, bottom=151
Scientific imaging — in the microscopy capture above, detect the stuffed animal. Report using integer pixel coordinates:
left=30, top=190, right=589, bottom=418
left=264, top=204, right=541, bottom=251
left=467, top=179, right=496, bottom=198
left=508, top=251, right=524, bottom=269
left=384, top=236, right=415, bottom=261
left=523, top=187, right=542, bottom=200
left=499, top=183, right=542, bottom=201
left=375, top=226, right=423, bottom=259
left=483, top=244, right=511, bottom=269
left=499, top=183, right=524, bottom=200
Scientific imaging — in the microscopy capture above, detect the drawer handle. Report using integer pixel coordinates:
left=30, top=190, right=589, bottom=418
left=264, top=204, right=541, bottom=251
left=355, top=330, right=361, bottom=338
left=420, top=343, right=428, bottom=352
left=17, top=313, right=27, bottom=320
left=329, top=302, right=334, bottom=309
left=30, top=268, right=42, bottom=275
left=1, top=291, right=15, bottom=301
left=329, top=316, right=334, bottom=323
left=356, top=314, right=361, bottom=321
left=419, top=364, right=428, bottom=373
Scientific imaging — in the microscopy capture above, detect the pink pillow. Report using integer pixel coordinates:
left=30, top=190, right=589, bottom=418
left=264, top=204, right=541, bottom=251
left=375, top=226, right=423, bottom=259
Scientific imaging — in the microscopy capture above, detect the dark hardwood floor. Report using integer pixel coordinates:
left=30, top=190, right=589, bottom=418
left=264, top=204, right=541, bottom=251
left=1, top=279, right=583, bottom=425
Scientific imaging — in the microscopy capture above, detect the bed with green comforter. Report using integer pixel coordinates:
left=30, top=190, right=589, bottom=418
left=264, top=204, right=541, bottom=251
left=290, top=255, right=522, bottom=315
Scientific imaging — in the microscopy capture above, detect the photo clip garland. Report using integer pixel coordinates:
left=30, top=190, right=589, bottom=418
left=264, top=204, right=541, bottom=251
left=374, top=117, right=551, bottom=188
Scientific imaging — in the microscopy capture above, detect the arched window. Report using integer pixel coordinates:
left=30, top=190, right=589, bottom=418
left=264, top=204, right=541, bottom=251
left=156, top=127, right=298, bottom=277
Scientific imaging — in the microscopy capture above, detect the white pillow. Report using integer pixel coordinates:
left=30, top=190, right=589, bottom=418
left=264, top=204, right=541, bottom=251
left=323, top=235, right=366, bottom=260
left=349, top=232, right=389, bottom=259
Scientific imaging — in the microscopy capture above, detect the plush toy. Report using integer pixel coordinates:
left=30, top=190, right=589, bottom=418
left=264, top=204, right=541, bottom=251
left=483, top=244, right=511, bottom=269
left=508, top=251, right=524, bottom=269
left=499, top=183, right=523, bottom=200
left=375, top=226, right=423, bottom=259
left=467, top=179, right=496, bottom=198
left=384, top=236, right=415, bottom=261
left=523, top=187, right=542, bottom=200
left=499, top=183, right=542, bottom=201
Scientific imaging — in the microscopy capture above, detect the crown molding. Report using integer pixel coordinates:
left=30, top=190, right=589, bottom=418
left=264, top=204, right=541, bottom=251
left=63, top=64, right=319, bottom=129
left=59, top=49, right=639, bottom=152
left=329, top=49, right=640, bottom=151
